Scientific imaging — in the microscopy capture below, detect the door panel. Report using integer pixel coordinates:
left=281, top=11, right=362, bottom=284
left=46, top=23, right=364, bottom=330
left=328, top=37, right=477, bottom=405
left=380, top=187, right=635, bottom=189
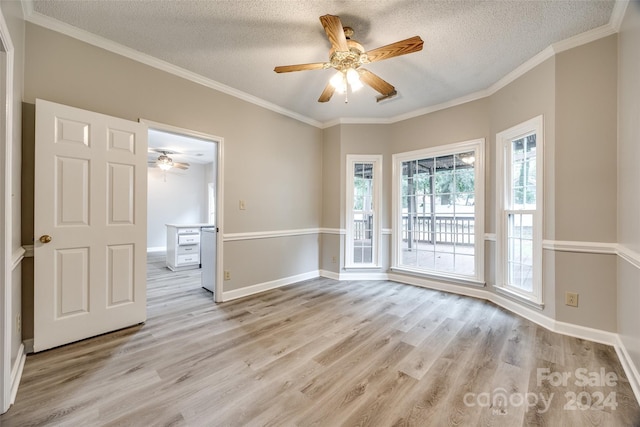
left=34, top=99, right=147, bottom=352
left=56, top=156, right=89, bottom=226
left=108, top=163, right=134, bottom=224
left=55, top=247, right=89, bottom=317
left=107, top=244, right=135, bottom=306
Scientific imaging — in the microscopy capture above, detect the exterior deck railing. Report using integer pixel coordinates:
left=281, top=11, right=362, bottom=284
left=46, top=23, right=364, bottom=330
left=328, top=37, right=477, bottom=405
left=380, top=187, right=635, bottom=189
left=401, top=214, right=475, bottom=245
left=353, top=215, right=475, bottom=245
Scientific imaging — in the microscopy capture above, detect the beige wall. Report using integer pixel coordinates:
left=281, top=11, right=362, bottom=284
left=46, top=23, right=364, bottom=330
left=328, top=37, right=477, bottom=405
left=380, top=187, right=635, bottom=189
left=551, top=35, right=618, bottom=331
left=341, top=124, right=392, bottom=272
left=321, top=39, right=619, bottom=332
left=17, top=15, right=631, bottom=343
left=617, top=1, right=640, bottom=371
left=555, top=36, right=618, bottom=243
left=391, top=99, right=490, bottom=156
left=489, top=57, right=557, bottom=318
left=20, top=103, right=34, bottom=339
left=223, top=234, right=319, bottom=292
left=320, top=125, right=341, bottom=273
left=23, top=24, right=323, bottom=234
left=489, top=58, right=556, bottom=238
left=21, top=23, right=323, bottom=338
left=0, top=0, right=25, bottom=370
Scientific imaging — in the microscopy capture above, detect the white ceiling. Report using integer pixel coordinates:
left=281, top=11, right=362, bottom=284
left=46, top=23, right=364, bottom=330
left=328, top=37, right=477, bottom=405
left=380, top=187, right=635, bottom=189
left=27, top=1, right=618, bottom=126
left=148, top=129, right=216, bottom=165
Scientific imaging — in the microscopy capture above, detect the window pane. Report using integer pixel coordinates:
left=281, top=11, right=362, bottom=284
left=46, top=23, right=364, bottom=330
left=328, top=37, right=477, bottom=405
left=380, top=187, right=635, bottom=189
left=499, top=120, right=541, bottom=301
left=397, top=149, right=478, bottom=279
left=350, top=160, right=377, bottom=266
left=511, top=134, right=537, bottom=211
left=507, top=212, right=535, bottom=291
left=521, top=266, right=533, bottom=292
left=455, top=254, right=475, bottom=276
left=354, top=247, right=363, bottom=263
left=418, top=250, right=435, bottom=269
left=509, top=262, right=522, bottom=287
left=435, top=252, right=455, bottom=273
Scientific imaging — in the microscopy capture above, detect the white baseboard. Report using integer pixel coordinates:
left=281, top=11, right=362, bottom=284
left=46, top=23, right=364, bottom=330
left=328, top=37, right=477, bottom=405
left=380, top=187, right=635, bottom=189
left=614, top=335, right=640, bottom=405
left=383, top=270, right=640, bottom=401
left=388, top=272, right=617, bottom=346
left=23, top=339, right=33, bottom=354
left=227, top=267, right=638, bottom=401
left=221, top=270, right=321, bottom=301
left=319, top=269, right=340, bottom=280
left=338, top=271, right=390, bottom=281
left=387, top=272, right=487, bottom=300
left=10, top=344, right=26, bottom=406
left=146, top=246, right=166, bottom=253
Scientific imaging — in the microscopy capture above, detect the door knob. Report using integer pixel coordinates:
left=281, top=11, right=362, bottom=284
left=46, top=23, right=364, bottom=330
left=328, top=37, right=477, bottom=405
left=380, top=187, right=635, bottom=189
left=39, top=235, right=52, bottom=244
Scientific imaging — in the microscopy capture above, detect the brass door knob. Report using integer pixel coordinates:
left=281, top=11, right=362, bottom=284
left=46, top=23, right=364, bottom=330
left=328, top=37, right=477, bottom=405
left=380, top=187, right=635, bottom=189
left=39, top=235, right=52, bottom=244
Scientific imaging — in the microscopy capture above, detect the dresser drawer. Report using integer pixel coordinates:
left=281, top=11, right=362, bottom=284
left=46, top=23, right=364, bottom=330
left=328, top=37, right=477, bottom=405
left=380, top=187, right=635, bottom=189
left=177, top=254, right=199, bottom=265
left=178, top=228, right=200, bottom=235
left=177, top=245, right=198, bottom=255
left=178, top=234, right=200, bottom=245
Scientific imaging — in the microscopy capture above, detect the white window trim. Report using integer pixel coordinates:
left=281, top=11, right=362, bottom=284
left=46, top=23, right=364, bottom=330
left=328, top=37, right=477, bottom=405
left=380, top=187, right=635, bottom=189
left=495, top=115, right=544, bottom=306
left=345, top=154, right=382, bottom=269
left=391, top=138, right=485, bottom=283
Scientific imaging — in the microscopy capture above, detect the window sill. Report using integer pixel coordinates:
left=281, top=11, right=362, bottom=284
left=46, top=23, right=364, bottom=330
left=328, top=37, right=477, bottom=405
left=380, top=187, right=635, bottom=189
left=390, top=266, right=485, bottom=288
left=344, top=265, right=382, bottom=270
left=494, top=286, right=544, bottom=310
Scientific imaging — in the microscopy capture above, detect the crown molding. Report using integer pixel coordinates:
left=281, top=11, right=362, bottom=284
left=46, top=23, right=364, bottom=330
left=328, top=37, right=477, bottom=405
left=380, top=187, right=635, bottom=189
left=551, top=23, right=617, bottom=54
left=609, top=0, right=630, bottom=32
left=388, top=88, right=491, bottom=124
left=22, top=1, right=624, bottom=129
left=22, top=5, right=324, bottom=129
left=389, top=21, right=618, bottom=126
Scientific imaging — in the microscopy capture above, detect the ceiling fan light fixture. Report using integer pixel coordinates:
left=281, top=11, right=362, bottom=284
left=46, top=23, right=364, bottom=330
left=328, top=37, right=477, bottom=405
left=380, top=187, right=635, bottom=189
left=346, top=68, right=363, bottom=91
left=157, top=153, right=173, bottom=171
left=330, top=71, right=347, bottom=93
left=275, top=15, right=423, bottom=103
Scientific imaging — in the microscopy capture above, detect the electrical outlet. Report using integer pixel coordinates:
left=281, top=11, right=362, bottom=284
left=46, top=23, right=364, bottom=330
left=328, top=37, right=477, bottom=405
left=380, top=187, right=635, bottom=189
left=566, top=292, right=579, bottom=307
left=16, top=314, right=21, bottom=334
left=224, top=270, right=231, bottom=280
left=332, top=256, right=337, bottom=264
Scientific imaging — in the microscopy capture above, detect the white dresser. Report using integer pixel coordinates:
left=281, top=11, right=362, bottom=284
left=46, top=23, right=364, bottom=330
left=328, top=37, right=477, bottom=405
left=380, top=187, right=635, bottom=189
left=166, top=224, right=214, bottom=271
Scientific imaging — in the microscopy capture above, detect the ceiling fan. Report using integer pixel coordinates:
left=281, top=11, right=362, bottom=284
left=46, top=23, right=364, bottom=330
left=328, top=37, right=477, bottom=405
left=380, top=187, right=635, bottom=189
left=274, top=14, right=423, bottom=103
left=148, top=149, right=190, bottom=171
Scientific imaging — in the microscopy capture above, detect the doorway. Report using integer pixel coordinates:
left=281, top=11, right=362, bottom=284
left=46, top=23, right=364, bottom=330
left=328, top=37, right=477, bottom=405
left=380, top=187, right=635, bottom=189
left=142, top=120, right=223, bottom=302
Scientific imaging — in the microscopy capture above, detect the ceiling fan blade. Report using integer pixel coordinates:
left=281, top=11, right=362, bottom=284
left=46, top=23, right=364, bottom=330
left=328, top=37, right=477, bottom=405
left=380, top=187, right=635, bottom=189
left=358, top=69, right=397, bottom=99
left=366, top=36, right=424, bottom=63
left=274, top=62, right=327, bottom=73
left=318, top=82, right=336, bottom=103
left=320, top=14, right=349, bottom=52
left=149, top=148, right=179, bottom=155
left=173, top=162, right=190, bottom=170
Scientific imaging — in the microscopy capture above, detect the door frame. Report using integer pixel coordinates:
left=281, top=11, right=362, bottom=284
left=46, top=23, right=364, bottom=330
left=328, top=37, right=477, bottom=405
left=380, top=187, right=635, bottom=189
left=0, top=6, right=14, bottom=414
left=141, top=119, right=224, bottom=302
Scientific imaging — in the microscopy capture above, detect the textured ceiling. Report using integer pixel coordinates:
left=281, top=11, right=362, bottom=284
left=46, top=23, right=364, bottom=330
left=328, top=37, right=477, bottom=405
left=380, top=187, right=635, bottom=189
left=148, top=129, right=216, bottom=165
left=28, top=0, right=616, bottom=125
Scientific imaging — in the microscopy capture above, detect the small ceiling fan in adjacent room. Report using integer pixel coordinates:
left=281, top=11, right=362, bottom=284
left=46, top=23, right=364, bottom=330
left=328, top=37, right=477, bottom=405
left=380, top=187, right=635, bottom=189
left=274, top=14, right=423, bottom=103
left=147, top=149, right=190, bottom=171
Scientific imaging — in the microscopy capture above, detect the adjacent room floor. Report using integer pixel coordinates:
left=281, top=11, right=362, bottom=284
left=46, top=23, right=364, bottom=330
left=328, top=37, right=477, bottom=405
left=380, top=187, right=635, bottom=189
left=1, top=255, right=639, bottom=426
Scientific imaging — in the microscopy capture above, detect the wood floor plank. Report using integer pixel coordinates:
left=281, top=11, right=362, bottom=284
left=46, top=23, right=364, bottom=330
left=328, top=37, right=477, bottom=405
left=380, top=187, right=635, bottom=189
left=1, top=254, right=639, bottom=426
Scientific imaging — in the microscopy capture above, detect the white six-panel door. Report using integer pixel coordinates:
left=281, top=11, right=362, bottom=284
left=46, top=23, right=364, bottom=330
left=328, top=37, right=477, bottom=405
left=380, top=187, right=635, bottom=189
left=34, top=99, right=147, bottom=352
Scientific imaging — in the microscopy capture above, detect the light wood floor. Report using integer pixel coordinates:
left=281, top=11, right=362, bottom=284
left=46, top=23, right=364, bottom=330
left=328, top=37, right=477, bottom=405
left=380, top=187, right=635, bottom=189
left=2, top=253, right=639, bottom=426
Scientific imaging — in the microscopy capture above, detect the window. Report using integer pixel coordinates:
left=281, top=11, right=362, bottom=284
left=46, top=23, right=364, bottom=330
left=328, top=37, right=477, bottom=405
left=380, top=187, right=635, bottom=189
left=496, top=116, right=543, bottom=305
left=392, top=139, right=484, bottom=284
left=346, top=155, right=382, bottom=268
